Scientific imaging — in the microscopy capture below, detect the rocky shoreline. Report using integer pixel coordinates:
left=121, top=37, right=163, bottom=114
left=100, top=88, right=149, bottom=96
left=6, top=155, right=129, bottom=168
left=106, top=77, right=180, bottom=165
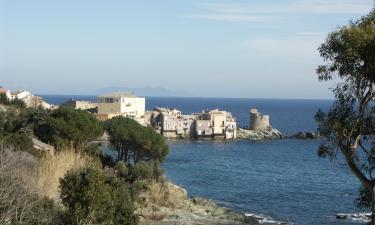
left=237, top=127, right=283, bottom=140
left=137, top=181, right=292, bottom=225
left=237, top=127, right=321, bottom=141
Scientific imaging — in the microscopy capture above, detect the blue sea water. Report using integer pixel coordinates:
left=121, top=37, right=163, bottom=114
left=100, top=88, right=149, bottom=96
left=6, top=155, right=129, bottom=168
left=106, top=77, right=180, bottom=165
left=41, top=95, right=362, bottom=225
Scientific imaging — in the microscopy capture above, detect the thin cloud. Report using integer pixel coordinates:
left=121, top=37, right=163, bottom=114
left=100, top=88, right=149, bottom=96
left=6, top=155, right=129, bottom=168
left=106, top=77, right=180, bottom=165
left=184, top=14, right=272, bottom=22
left=240, top=36, right=325, bottom=59
left=205, top=0, right=372, bottom=15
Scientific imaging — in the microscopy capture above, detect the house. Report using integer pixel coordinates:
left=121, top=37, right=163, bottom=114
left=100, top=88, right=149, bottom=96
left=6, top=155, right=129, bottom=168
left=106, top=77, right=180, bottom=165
left=148, top=107, right=236, bottom=139
left=96, top=92, right=145, bottom=120
left=63, top=98, right=98, bottom=111
left=194, top=109, right=237, bottom=139
left=10, top=90, right=54, bottom=109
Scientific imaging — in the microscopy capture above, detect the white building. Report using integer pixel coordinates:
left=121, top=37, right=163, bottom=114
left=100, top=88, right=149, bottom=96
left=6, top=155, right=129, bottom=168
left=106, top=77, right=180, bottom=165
left=194, top=109, right=237, bottom=139
left=97, top=92, right=145, bottom=119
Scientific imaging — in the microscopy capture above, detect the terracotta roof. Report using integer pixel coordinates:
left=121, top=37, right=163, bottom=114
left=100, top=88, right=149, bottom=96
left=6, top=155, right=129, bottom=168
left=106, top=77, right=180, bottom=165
left=0, top=87, right=9, bottom=93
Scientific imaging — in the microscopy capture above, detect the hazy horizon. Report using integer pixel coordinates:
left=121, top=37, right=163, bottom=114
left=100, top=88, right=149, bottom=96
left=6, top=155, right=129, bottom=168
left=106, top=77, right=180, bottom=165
left=1, top=0, right=374, bottom=99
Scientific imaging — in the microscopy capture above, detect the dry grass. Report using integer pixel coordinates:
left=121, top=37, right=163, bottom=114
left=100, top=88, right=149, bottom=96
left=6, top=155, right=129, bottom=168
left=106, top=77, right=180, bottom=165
left=35, top=149, right=100, bottom=202
left=143, top=212, right=167, bottom=221
left=146, top=181, right=187, bottom=209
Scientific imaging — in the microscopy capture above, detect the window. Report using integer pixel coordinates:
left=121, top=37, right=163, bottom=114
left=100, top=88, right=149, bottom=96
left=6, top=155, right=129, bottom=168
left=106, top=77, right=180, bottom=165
left=105, top=98, right=114, bottom=103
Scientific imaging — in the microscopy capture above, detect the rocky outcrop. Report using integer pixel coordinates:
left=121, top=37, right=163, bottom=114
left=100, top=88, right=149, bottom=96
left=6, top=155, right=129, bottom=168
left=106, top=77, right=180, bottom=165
left=286, top=132, right=321, bottom=140
left=137, top=181, right=291, bottom=225
left=237, top=127, right=283, bottom=140
left=336, top=213, right=370, bottom=223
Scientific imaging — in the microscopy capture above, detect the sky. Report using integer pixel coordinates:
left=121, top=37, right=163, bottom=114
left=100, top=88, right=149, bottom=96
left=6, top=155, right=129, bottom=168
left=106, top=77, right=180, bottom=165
left=0, top=0, right=374, bottom=98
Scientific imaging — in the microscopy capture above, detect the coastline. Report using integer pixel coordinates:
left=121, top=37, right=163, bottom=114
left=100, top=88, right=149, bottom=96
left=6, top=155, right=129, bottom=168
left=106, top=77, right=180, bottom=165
left=137, top=181, right=292, bottom=225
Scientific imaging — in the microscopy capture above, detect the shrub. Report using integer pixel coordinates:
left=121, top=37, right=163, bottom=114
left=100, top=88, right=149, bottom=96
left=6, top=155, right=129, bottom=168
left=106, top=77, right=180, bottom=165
left=115, top=160, right=128, bottom=178
left=128, top=160, right=164, bottom=182
left=60, top=167, right=138, bottom=225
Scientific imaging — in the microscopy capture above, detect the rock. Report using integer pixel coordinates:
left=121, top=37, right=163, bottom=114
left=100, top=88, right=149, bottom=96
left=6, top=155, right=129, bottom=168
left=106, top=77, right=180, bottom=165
left=336, top=213, right=371, bottom=223
left=287, top=132, right=321, bottom=140
left=237, top=127, right=283, bottom=140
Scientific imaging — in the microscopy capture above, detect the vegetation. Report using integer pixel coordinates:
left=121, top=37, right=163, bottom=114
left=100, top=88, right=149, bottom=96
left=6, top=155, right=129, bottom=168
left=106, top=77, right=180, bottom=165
left=34, top=106, right=104, bottom=149
left=315, top=10, right=375, bottom=224
left=0, top=96, right=170, bottom=225
left=60, top=167, right=138, bottom=225
left=105, top=116, right=169, bottom=164
left=36, top=148, right=100, bottom=201
left=0, top=108, right=34, bottom=152
left=0, top=93, right=26, bottom=109
left=0, top=146, right=64, bottom=225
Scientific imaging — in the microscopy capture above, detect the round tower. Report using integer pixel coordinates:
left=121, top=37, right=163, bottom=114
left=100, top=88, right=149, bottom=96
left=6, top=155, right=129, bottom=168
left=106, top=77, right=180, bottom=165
left=249, top=108, right=270, bottom=130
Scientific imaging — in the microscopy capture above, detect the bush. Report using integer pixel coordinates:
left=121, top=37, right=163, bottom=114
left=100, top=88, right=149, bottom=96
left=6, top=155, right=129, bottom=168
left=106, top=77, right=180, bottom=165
left=116, top=161, right=128, bottom=178
left=60, top=167, right=138, bottom=225
left=128, top=160, right=164, bottom=182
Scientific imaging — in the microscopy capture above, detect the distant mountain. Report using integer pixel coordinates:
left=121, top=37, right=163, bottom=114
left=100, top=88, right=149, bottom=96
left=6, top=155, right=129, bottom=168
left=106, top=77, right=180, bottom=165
left=92, top=86, right=191, bottom=97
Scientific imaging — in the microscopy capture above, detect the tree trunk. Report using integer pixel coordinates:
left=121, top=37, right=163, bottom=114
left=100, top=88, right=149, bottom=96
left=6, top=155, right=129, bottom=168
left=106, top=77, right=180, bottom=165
left=371, top=186, right=375, bottom=225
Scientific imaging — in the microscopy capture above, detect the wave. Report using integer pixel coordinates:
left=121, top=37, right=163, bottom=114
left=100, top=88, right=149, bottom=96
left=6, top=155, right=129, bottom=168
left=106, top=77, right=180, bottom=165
left=244, top=213, right=293, bottom=225
left=336, top=213, right=371, bottom=223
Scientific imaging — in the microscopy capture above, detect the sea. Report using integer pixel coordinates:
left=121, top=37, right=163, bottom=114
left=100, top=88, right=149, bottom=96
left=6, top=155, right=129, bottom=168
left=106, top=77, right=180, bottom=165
left=41, top=95, right=364, bottom=225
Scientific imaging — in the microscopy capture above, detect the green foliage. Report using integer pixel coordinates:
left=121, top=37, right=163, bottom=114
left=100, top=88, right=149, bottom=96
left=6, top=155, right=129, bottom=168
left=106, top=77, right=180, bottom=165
left=316, top=10, right=375, bottom=217
left=0, top=93, right=26, bottom=109
left=317, top=10, right=375, bottom=82
left=0, top=108, right=34, bottom=152
left=115, top=160, right=129, bottom=178
left=60, top=167, right=114, bottom=224
left=105, top=116, right=169, bottom=164
left=35, top=106, right=103, bottom=149
left=128, top=160, right=164, bottom=182
left=85, top=143, right=115, bottom=167
left=60, top=167, right=138, bottom=225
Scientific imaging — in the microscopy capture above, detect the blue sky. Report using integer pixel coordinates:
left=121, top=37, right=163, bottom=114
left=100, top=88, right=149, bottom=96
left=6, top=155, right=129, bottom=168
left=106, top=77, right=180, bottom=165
left=0, top=0, right=373, bottom=98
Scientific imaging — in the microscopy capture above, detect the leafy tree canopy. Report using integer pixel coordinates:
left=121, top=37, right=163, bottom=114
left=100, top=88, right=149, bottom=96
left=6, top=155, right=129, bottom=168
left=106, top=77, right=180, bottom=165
left=315, top=9, right=375, bottom=223
left=317, top=10, right=375, bottom=82
left=35, top=106, right=103, bottom=149
left=105, top=116, right=169, bottom=165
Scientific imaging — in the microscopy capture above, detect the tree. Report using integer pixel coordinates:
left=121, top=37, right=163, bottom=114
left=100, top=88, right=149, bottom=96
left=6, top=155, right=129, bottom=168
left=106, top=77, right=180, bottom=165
left=60, top=167, right=137, bottom=225
left=0, top=93, right=26, bottom=109
left=105, top=116, right=168, bottom=165
left=315, top=10, right=375, bottom=224
left=35, top=106, right=103, bottom=149
left=0, top=108, right=34, bottom=152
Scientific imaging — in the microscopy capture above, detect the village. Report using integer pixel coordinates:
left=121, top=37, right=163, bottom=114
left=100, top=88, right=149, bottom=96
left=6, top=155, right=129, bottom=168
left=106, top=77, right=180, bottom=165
left=0, top=87, right=278, bottom=140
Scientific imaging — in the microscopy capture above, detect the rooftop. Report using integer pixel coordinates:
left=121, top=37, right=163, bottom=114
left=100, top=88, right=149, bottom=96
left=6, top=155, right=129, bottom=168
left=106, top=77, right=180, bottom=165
left=0, top=87, right=9, bottom=93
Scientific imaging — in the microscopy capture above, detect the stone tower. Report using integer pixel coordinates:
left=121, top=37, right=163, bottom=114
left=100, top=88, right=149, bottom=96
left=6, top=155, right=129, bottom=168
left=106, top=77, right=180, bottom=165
left=249, top=108, right=270, bottom=130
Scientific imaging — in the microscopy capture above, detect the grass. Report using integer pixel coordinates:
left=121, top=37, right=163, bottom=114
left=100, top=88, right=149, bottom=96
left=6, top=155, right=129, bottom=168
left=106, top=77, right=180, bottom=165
left=147, top=180, right=187, bottom=209
left=35, top=149, right=100, bottom=202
